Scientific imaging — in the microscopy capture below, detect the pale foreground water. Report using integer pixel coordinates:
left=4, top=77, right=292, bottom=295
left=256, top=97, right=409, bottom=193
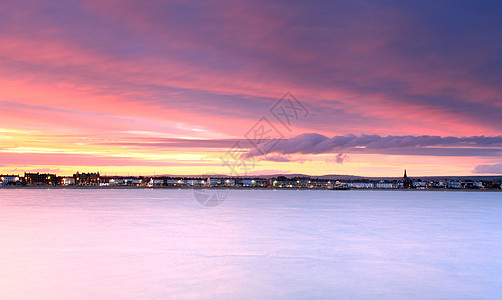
left=1, top=189, right=501, bottom=299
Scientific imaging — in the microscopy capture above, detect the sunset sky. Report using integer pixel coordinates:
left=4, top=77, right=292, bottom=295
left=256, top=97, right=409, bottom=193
left=1, top=0, right=501, bottom=176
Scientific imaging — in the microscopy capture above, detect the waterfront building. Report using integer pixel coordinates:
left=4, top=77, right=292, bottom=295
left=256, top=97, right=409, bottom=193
left=346, top=182, right=374, bottom=189
left=375, top=182, right=394, bottom=189
left=74, top=172, right=101, bottom=185
left=402, top=169, right=413, bottom=188
left=124, top=178, right=142, bottom=186
left=436, top=181, right=447, bottom=188
left=223, top=179, right=235, bottom=186
left=165, top=178, right=185, bottom=187
left=241, top=178, right=267, bottom=187
left=205, top=178, right=235, bottom=187
left=108, top=178, right=125, bottom=185
left=206, top=178, right=224, bottom=187
left=24, top=172, right=57, bottom=185
left=0, top=174, right=21, bottom=184
left=447, top=180, right=462, bottom=189
left=61, top=177, right=75, bottom=186
left=269, top=177, right=299, bottom=188
left=148, top=178, right=165, bottom=187
left=294, top=177, right=311, bottom=188
left=185, top=179, right=205, bottom=187
left=413, top=181, right=426, bottom=188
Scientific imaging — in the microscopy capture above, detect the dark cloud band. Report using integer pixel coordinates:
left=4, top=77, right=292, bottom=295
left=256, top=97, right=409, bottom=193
left=245, top=133, right=502, bottom=157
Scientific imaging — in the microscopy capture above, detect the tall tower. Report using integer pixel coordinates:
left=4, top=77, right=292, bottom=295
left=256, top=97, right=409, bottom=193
left=403, top=169, right=411, bottom=188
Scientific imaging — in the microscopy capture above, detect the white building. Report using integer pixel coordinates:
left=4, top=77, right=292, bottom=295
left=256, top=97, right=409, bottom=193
left=206, top=178, right=222, bottom=187
left=148, top=178, right=165, bottom=187
left=124, top=178, right=142, bottom=186
left=206, top=178, right=235, bottom=187
left=242, top=178, right=267, bottom=187
left=61, top=177, right=75, bottom=185
left=447, top=180, right=462, bottom=189
left=185, top=179, right=205, bottom=187
left=166, top=179, right=185, bottom=186
left=223, top=179, right=235, bottom=186
left=413, top=181, right=427, bottom=188
left=346, top=182, right=374, bottom=189
left=0, top=175, right=20, bottom=184
left=109, top=178, right=124, bottom=185
left=375, top=182, right=394, bottom=189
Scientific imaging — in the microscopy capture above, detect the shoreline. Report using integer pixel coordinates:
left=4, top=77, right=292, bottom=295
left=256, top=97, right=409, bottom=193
left=1, top=186, right=500, bottom=192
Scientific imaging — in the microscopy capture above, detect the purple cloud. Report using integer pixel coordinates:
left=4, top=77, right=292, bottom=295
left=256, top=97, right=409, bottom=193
left=259, top=155, right=292, bottom=162
left=244, top=133, right=502, bottom=157
left=473, top=163, right=502, bottom=174
left=2, top=0, right=502, bottom=137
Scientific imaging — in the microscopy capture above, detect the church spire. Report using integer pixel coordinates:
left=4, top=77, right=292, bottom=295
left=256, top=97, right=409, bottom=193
left=402, top=169, right=412, bottom=188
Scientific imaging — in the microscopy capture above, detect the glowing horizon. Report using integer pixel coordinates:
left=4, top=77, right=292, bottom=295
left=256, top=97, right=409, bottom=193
left=1, top=1, right=501, bottom=177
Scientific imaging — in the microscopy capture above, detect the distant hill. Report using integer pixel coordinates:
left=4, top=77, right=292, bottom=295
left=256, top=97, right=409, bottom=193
left=261, top=174, right=365, bottom=180
left=153, top=173, right=364, bottom=180
left=151, top=173, right=502, bottom=181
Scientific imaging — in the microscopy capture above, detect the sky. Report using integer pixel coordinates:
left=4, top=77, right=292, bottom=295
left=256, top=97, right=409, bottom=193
left=1, top=0, right=501, bottom=177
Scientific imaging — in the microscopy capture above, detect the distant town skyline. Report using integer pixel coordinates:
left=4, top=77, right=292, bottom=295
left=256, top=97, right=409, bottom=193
left=2, top=170, right=500, bottom=190
left=1, top=1, right=501, bottom=176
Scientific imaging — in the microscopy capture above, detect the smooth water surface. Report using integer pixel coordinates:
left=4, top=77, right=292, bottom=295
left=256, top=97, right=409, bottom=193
left=1, top=189, right=501, bottom=299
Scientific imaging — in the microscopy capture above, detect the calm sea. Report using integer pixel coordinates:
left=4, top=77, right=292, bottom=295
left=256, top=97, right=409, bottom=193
left=1, top=189, right=501, bottom=299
